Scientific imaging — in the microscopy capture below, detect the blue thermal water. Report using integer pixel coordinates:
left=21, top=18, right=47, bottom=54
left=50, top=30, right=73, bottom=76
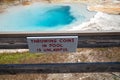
left=0, top=5, right=85, bottom=31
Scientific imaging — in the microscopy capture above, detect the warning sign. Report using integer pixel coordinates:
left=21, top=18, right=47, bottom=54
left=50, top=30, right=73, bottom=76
left=27, top=36, right=78, bottom=53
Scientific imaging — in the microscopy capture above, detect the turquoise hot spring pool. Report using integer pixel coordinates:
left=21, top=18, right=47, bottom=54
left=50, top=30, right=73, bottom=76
left=0, top=3, right=95, bottom=32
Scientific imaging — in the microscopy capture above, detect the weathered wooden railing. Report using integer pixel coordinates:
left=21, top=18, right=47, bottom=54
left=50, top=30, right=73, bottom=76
left=0, top=62, right=120, bottom=75
left=0, top=31, right=120, bottom=49
left=0, top=31, right=120, bottom=74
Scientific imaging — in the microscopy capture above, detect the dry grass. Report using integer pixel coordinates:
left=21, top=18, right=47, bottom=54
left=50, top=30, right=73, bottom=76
left=0, top=52, right=69, bottom=64
left=0, top=73, right=120, bottom=80
left=0, top=47, right=120, bottom=64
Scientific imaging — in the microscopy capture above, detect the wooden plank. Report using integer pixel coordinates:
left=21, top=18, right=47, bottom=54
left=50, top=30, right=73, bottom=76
left=0, top=62, right=120, bottom=74
left=0, top=31, right=120, bottom=38
left=0, top=35, right=120, bottom=49
left=77, top=35, right=120, bottom=47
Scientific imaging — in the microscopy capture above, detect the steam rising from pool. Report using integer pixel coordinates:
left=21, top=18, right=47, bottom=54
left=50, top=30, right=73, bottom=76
left=0, top=3, right=95, bottom=32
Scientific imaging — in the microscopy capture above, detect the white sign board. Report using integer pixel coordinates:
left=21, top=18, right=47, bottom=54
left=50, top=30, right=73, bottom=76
left=27, top=36, right=78, bottom=53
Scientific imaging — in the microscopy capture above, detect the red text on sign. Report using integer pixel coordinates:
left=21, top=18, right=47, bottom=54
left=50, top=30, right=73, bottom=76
left=31, top=39, right=57, bottom=43
left=49, top=44, right=63, bottom=47
left=59, top=38, right=74, bottom=42
left=43, top=48, right=68, bottom=52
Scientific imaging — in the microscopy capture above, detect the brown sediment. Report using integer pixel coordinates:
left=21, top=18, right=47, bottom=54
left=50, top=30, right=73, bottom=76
left=0, top=7, right=5, bottom=13
left=32, top=0, right=51, bottom=3
left=88, top=4, right=120, bottom=14
left=22, top=1, right=31, bottom=5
